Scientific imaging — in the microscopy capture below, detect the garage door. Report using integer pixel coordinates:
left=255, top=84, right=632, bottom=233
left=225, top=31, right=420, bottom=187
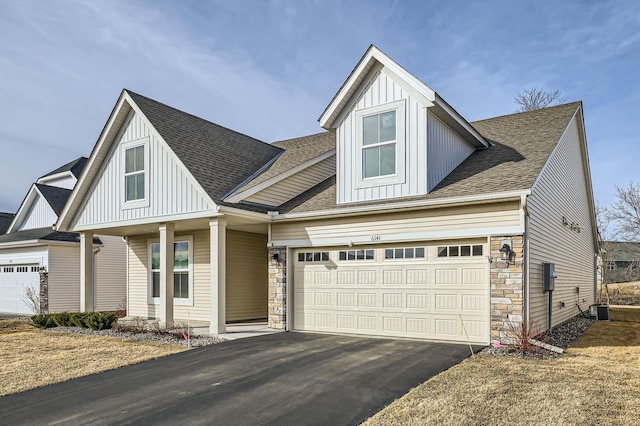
left=0, top=265, right=40, bottom=315
left=293, top=241, right=489, bottom=344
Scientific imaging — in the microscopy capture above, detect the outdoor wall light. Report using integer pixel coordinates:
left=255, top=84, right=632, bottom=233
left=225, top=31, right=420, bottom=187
left=499, top=239, right=514, bottom=265
left=272, top=253, right=280, bottom=262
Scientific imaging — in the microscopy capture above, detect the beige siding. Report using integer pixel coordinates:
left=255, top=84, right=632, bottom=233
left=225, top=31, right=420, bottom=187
left=527, top=115, right=596, bottom=329
left=273, top=201, right=521, bottom=246
left=245, top=156, right=335, bottom=207
left=18, top=195, right=58, bottom=231
left=427, top=111, right=475, bottom=192
left=48, top=245, right=81, bottom=312
left=226, top=230, right=268, bottom=321
left=74, top=112, right=213, bottom=228
left=95, top=235, right=127, bottom=311
left=127, top=229, right=267, bottom=323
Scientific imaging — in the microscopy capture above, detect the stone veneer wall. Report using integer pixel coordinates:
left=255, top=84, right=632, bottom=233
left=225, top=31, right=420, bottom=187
left=268, top=247, right=286, bottom=329
left=39, top=271, right=49, bottom=314
left=490, top=235, right=524, bottom=343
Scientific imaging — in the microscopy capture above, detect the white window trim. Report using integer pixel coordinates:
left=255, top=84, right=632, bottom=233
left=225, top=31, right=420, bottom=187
left=355, top=99, right=406, bottom=189
left=121, top=137, right=150, bottom=210
left=147, top=235, right=194, bottom=306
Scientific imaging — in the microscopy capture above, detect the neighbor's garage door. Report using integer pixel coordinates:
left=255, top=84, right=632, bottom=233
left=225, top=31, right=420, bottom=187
left=0, top=265, right=40, bottom=315
left=293, top=241, right=489, bottom=344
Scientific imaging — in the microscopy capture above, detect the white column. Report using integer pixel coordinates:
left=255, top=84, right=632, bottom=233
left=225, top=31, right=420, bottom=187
left=80, top=231, right=94, bottom=312
left=210, top=218, right=226, bottom=334
left=159, top=223, right=175, bottom=325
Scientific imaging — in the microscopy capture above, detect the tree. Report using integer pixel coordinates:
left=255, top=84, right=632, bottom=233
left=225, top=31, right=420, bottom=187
left=610, top=181, right=640, bottom=241
left=514, top=88, right=567, bottom=112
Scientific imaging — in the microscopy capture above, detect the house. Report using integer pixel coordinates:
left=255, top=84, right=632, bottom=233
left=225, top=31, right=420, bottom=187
left=0, top=158, right=126, bottom=315
left=601, top=241, right=640, bottom=284
left=56, top=46, right=597, bottom=344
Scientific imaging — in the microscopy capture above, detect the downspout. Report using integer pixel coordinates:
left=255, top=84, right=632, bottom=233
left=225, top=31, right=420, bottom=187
left=92, top=246, right=101, bottom=312
left=522, top=194, right=530, bottom=326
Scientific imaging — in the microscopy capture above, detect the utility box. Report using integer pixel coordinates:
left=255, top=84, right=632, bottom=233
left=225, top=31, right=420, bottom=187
left=543, top=262, right=557, bottom=291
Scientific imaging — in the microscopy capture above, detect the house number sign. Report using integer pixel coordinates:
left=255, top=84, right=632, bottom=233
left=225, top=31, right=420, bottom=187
left=371, top=235, right=381, bottom=242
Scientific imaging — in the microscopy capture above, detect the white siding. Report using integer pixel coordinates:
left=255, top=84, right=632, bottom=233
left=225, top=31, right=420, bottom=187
left=38, top=175, right=77, bottom=189
left=74, top=112, right=213, bottom=228
left=336, top=67, right=474, bottom=204
left=95, top=235, right=127, bottom=311
left=273, top=201, right=521, bottom=246
left=427, top=111, right=475, bottom=192
left=48, top=245, right=81, bottom=312
left=245, top=156, right=336, bottom=207
left=17, top=194, right=58, bottom=231
left=226, top=230, right=268, bottom=321
left=527, top=115, right=596, bottom=329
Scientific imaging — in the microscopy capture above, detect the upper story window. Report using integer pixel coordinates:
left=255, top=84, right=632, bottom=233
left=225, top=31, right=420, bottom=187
left=121, top=137, right=149, bottom=209
left=125, top=145, right=145, bottom=201
left=363, top=110, right=396, bottom=178
left=355, top=100, right=405, bottom=188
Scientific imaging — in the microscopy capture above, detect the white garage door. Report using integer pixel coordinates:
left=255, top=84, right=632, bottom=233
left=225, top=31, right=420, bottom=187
left=0, top=265, right=40, bottom=315
left=293, top=241, right=490, bottom=344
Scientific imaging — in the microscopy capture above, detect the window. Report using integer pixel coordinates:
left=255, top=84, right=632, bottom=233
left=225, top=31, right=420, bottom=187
left=125, top=145, right=145, bottom=201
left=297, top=251, right=329, bottom=263
left=3, top=267, right=13, bottom=273
left=438, top=245, right=484, bottom=258
left=31, top=266, right=39, bottom=272
left=355, top=100, right=405, bottom=188
left=606, top=262, right=616, bottom=271
left=385, top=247, right=425, bottom=260
left=16, top=266, right=28, bottom=273
left=362, top=110, right=396, bottom=178
left=150, top=239, right=192, bottom=304
left=339, top=249, right=374, bottom=261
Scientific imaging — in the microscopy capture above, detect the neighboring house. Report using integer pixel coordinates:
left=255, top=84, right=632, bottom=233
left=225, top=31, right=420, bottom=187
left=0, top=158, right=126, bottom=315
left=601, top=241, right=640, bottom=284
left=57, top=46, right=597, bottom=344
left=0, top=213, right=15, bottom=234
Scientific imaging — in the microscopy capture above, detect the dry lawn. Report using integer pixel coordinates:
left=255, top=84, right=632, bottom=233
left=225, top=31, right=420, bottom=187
left=365, top=307, right=640, bottom=426
left=598, top=281, right=640, bottom=305
left=0, top=320, right=186, bottom=396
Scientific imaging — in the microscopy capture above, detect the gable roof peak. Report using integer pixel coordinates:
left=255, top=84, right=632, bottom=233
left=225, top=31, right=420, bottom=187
left=39, top=156, right=88, bottom=180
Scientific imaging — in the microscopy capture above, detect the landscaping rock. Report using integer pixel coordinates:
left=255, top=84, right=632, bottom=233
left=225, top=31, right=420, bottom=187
left=45, top=326, right=224, bottom=347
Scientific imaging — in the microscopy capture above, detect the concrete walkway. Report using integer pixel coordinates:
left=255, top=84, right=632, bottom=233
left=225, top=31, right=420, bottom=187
left=0, top=332, right=481, bottom=425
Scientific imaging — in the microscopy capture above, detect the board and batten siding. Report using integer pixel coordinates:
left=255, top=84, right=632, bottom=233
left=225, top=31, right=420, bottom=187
left=427, top=111, right=475, bottom=192
left=74, top=112, right=213, bottom=228
left=336, top=67, right=475, bottom=204
left=48, top=245, right=81, bottom=312
left=95, top=235, right=126, bottom=311
left=18, top=195, right=58, bottom=231
left=244, top=156, right=336, bottom=207
left=272, top=201, right=521, bottom=246
left=527, top=114, right=595, bottom=329
left=226, top=230, right=268, bottom=321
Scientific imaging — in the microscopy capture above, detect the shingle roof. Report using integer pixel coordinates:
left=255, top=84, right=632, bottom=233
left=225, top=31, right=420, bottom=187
left=603, top=241, right=640, bottom=262
left=280, top=102, right=581, bottom=214
left=36, top=184, right=72, bottom=216
left=233, top=130, right=336, bottom=193
left=39, top=157, right=88, bottom=179
left=0, top=227, right=101, bottom=245
left=0, top=213, right=15, bottom=234
left=126, top=90, right=283, bottom=209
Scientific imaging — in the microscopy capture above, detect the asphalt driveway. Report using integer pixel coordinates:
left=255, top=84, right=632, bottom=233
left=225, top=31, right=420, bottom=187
left=0, top=332, right=480, bottom=425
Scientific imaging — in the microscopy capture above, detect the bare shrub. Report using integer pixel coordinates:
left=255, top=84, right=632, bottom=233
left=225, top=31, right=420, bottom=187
left=506, top=320, right=547, bottom=355
left=115, top=297, right=127, bottom=318
left=21, top=287, right=41, bottom=315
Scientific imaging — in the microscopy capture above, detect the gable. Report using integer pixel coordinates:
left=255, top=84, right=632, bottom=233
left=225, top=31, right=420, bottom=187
left=72, top=109, right=214, bottom=229
left=15, top=191, right=57, bottom=232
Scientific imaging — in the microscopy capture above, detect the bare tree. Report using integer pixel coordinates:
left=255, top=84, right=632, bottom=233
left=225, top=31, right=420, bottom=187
left=514, top=88, right=568, bottom=112
left=610, top=181, right=640, bottom=241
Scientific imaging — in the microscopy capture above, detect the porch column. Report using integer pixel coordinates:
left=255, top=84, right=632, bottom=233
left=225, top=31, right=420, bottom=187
left=159, top=223, right=175, bottom=325
left=209, top=218, right=226, bottom=334
left=80, top=231, right=94, bottom=312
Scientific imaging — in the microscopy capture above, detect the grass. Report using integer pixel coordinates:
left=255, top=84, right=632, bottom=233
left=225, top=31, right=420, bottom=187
left=0, top=320, right=186, bottom=397
left=365, top=307, right=640, bottom=426
left=598, top=281, right=640, bottom=305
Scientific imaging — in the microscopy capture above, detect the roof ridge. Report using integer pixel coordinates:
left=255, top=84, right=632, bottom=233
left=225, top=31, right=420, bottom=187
left=125, top=89, right=268, bottom=145
left=471, top=101, right=582, bottom=124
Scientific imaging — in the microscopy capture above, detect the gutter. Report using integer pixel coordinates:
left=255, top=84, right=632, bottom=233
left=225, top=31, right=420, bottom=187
left=276, top=189, right=531, bottom=221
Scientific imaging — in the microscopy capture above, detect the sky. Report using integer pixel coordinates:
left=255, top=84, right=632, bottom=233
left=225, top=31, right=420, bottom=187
left=0, top=0, right=638, bottom=214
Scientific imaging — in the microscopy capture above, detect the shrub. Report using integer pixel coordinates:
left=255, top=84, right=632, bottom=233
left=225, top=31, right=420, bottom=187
left=506, top=320, right=547, bottom=355
left=84, top=312, right=118, bottom=331
left=115, top=297, right=127, bottom=318
left=31, top=314, right=56, bottom=329
left=52, top=312, right=73, bottom=327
